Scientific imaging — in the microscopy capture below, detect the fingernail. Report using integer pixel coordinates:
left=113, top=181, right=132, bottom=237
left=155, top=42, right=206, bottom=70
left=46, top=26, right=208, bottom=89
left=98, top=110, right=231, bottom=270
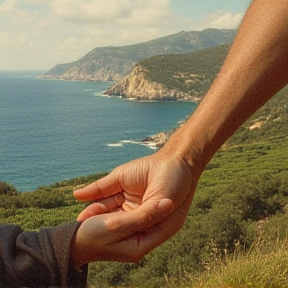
left=122, top=202, right=134, bottom=212
left=157, top=199, right=174, bottom=214
left=98, top=203, right=109, bottom=212
left=122, top=200, right=139, bottom=212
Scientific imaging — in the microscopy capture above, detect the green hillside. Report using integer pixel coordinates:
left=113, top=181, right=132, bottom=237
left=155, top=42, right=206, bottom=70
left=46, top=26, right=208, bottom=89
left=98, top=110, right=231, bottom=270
left=138, top=44, right=230, bottom=98
left=2, top=50, right=288, bottom=286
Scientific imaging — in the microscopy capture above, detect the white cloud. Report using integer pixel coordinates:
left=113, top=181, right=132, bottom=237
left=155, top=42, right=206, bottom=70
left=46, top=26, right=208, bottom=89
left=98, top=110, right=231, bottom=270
left=49, top=0, right=171, bottom=27
left=0, top=1, right=246, bottom=70
left=50, top=0, right=133, bottom=24
left=0, top=0, right=17, bottom=13
left=123, top=0, right=171, bottom=27
left=204, top=10, right=243, bottom=29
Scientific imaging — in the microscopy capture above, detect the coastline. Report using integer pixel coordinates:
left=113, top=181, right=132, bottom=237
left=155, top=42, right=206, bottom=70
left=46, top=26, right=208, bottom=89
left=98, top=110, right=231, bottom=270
left=117, top=95, right=201, bottom=103
left=39, top=75, right=200, bottom=103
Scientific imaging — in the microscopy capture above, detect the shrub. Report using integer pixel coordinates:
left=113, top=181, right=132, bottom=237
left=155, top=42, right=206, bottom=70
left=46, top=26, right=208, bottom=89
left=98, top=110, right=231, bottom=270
left=0, top=181, right=18, bottom=196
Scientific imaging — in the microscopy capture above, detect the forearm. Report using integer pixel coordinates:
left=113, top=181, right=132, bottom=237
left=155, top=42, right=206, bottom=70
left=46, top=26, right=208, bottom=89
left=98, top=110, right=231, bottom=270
left=163, top=0, right=288, bottom=172
left=0, top=222, right=87, bottom=287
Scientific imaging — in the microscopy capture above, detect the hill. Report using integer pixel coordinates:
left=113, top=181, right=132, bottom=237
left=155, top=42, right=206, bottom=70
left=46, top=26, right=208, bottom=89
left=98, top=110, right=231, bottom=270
left=105, top=44, right=230, bottom=101
left=42, top=28, right=236, bottom=81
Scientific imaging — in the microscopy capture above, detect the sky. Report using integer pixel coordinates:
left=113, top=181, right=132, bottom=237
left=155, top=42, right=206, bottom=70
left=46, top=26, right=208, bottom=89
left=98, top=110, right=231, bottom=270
left=0, top=0, right=251, bottom=71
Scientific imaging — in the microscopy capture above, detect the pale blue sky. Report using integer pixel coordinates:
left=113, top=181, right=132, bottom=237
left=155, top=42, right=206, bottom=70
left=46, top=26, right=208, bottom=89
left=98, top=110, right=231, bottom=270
left=170, top=0, right=250, bottom=18
left=0, top=0, right=251, bottom=70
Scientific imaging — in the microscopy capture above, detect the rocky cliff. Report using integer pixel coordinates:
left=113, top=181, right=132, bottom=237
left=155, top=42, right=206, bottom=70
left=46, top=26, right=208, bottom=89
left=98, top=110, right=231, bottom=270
left=104, top=44, right=230, bottom=102
left=104, top=65, right=201, bottom=102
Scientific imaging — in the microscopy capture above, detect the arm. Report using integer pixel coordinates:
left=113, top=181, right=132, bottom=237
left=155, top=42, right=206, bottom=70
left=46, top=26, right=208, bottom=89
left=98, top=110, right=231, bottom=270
left=170, top=0, right=288, bottom=172
left=0, top=198, right=174, bottom=286
left=71, top=197, right=175, bottom=268
left=74, top=0, right=288, bottom=250
left=0, top=222, right=87, bottom=288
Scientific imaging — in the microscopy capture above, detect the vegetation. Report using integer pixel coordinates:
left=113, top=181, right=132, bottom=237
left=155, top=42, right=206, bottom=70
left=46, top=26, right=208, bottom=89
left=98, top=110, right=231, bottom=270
left=0, top=172, right=108, bottom=229
left=187, top=234, right=288, bottom=288
left=138, top=45, right=230, bottom=98
left=3, top=49, right=288, bottom=287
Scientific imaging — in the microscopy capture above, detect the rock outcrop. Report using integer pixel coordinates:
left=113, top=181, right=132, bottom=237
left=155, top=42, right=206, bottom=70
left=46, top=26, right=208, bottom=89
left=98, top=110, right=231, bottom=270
left=141, top=119, right=186, bottom=148
left=142, top=131, right=172, bottom=148
left=104, top=65, right=201, bottom=102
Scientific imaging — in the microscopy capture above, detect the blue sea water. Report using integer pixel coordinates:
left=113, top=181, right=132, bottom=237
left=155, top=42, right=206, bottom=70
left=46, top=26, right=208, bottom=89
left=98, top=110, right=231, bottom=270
left=0, top=71, right=197, bottom=192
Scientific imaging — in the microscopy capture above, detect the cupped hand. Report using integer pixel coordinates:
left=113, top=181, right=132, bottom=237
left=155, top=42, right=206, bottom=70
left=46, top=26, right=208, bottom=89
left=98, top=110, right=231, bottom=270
left=71, top=192, right=194, bottom=268
left=74, top=150, right=198, bottom=222
left=72, top=149, right=201, bottom=266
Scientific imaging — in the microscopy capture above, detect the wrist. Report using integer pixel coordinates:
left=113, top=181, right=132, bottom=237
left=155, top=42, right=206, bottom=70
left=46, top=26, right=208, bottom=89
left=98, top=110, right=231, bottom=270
left=70, top=223, right=88, bottom=269
left=159, top=128, right=208, bottom=179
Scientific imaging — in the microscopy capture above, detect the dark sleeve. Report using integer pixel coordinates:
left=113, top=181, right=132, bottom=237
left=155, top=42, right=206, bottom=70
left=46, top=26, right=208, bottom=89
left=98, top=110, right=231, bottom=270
left=0, top=221, right=88, bottom=288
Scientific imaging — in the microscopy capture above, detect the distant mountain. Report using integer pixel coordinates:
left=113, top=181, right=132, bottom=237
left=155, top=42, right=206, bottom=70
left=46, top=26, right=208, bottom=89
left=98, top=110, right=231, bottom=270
left=43, top=28, right=236, bottom=81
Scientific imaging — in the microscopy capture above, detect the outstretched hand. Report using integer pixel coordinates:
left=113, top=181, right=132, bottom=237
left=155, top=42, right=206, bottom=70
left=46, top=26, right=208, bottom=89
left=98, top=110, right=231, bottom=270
left=74, top=150, right=198, bottom=221
left=72, top=149, right=201, bottom=266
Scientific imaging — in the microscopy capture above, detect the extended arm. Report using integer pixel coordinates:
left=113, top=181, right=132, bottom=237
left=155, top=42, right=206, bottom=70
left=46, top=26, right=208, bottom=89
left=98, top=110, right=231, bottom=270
left=170, top=0, right=288, bottom=173
left=74, top=0, right=288, bottom=255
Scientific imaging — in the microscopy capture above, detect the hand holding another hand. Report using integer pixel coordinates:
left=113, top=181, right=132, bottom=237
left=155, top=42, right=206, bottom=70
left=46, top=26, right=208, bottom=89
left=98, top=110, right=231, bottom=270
left=74, top=150, right=198, bottom=220
left=72, top=150, right=200, bottom=267
left=71, top=196, right=192, bottom=268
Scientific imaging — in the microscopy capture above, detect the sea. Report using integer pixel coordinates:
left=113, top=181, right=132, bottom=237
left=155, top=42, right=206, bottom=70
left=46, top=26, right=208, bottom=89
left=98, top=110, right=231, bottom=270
left=0, top=71, right=197, bottom=192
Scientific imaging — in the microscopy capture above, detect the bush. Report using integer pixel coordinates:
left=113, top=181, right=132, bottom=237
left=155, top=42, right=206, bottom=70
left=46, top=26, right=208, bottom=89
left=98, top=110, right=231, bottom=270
left=0, top=181, right=18, bottom=196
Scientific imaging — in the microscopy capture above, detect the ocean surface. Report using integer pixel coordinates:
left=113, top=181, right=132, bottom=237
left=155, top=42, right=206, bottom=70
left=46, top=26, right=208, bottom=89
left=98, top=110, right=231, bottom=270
left=0, top=71, right=197, bottom=192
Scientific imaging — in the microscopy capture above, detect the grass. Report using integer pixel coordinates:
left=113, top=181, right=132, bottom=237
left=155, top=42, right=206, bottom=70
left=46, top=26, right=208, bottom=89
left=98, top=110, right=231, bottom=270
left=188, top=235, right=288, bottom=288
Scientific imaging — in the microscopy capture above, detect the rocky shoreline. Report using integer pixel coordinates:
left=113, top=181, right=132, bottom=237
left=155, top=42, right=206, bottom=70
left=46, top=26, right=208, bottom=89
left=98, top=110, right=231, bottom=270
left=141, top=132, right=171, bottom=148
left=141, top=121, right=185, bottom=148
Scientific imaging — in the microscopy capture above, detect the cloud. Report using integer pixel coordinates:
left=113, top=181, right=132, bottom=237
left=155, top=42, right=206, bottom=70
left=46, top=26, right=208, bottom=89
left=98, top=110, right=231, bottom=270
left=204, top=10, right=243, bottom=29
left=50, top=0, right=130, bottom=24
left=0, top=0, right=43, bottom=28
left=0, top=31, right=12, bottom=49
left=49, top=0, right=171, bottom=27
left=0, top=0, right=17, bottom=13
left=0, top=1, right=246, bottom=69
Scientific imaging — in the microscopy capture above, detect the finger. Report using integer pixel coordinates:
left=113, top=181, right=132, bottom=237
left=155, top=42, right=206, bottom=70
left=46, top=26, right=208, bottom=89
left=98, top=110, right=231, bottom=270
left=122, top=199, right=140, bottom=211
left=77, top=203, right=108, bottom=221
left=124, top=200, right=187, bottom=262
left=113, top=195, right=193, bottom=262
left=73, top=171, right=122, bottom=201
left=105, top=198, right=175, bottom=238
left=77, top=193, right=125, bottom=221
left=92, top=197, right=191, bottom=263
left=139, top=194, right=192, bottom=245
